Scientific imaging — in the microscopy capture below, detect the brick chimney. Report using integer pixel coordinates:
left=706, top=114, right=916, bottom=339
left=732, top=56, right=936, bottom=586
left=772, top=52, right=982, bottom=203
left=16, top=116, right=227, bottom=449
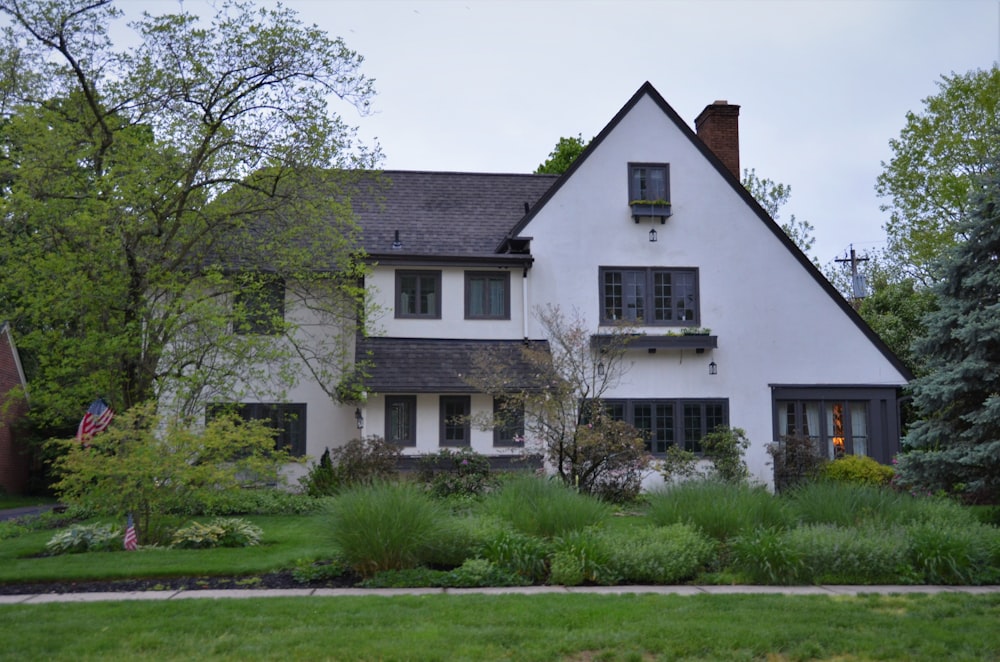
left=695, top=100, right=740, bottom=178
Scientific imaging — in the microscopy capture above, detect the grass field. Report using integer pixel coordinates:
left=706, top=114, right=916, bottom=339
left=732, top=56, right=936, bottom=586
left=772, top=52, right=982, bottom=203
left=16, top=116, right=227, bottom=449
left=2, top=592, right=998, bottom=661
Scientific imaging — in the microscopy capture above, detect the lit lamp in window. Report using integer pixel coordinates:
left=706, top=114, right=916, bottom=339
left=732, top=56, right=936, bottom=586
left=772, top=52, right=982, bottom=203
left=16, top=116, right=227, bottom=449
left=708, top=361, right=718, bottom=375
left=355, top=407, right=364, bottom=429
left=648, top=227, right=658, bottom=243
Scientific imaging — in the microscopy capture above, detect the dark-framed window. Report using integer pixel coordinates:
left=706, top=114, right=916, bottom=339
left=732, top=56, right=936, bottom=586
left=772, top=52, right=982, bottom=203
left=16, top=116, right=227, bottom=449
left=439, top=395, right=471, bottom=447
left=493, top=397, right=524, bottom=447
left=207, top=402, right=306, bottom=456
left=234, top=275, right=285, bottom=335
left=396, top=270, right=441, bottom=318
left=385, top=395, right=417, bottom=446
left=772, top=386, right=901, bottom=464
left=629, top=163, right=670, bottom=203
left=600, top=267, right=698, bottom=325
left=465, top=271, right=510, bottom=320
left=602, top=398, right=728, bottom=455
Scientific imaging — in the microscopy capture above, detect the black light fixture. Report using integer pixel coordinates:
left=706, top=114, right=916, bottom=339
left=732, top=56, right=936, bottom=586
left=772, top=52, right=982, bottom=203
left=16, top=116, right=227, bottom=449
left=355, top=407, right=364, bottom=429
left=597, top=360, right=605, bottom=377
left=708, top=361, right=718, bottom=376
left=648, top=227, right=658, bottom=243
left=391, top=230, right=402, bottom=250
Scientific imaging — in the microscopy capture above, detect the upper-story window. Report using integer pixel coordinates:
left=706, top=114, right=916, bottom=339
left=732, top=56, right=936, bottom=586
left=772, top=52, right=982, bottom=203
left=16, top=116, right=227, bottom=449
left=465, top=271, right=510, bottom=320
left=600, top=267, right=698, bottom=325
left=234, top=275, right=285, bottom=335
left=396, top=270, right=441, bottom=318
left=629, top=163, right=670, bottom=204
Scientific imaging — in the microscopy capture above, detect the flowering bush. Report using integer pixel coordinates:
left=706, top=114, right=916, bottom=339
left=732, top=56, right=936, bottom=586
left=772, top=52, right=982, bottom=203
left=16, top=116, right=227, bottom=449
left=417, top=447, right=495, bottom=499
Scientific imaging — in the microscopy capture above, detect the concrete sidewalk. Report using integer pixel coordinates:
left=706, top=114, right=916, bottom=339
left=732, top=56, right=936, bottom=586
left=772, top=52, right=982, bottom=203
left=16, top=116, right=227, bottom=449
left=1, top=584, right=998, bottom=604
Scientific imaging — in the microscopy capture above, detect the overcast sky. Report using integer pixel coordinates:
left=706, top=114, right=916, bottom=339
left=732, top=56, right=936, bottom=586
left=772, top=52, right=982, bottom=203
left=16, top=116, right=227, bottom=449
left=137, top=0, right=997, bottom=266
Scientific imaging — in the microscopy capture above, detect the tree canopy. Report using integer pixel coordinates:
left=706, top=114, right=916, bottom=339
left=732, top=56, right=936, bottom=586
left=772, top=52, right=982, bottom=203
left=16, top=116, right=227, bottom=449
left=741, top=168, right=817, bottom=262
left=0, top=0, right=379, bottom=427
left=876, top=67, right=1000, bottom=284
left=535, top=134, right=588, bottom=175
left=894, top=160, right=1000, bottom=503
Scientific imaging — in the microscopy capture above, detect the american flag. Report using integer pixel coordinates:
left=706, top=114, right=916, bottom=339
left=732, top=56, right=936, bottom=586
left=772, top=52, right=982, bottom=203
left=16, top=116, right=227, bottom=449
left=124, top=513, right=138, bottom=551
left=76, top=398, right=114, bottom=443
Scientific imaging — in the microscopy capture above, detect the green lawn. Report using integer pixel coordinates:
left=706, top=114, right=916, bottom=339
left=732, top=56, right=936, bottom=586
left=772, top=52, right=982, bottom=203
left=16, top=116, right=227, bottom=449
left=1, top=592, right=998, bottom=661
left=0, top=514, right=331, bottom=584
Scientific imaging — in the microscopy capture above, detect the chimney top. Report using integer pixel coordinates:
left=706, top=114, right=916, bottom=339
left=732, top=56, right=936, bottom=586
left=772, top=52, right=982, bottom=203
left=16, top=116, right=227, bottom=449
left=695, top=101, right=741, bottom=178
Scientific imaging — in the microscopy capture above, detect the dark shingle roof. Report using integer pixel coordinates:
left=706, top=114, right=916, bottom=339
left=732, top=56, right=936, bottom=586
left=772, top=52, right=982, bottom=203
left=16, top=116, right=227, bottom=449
left=350, top=171, right=557, bottom=258
left=357, top=337, right=549, bottom=393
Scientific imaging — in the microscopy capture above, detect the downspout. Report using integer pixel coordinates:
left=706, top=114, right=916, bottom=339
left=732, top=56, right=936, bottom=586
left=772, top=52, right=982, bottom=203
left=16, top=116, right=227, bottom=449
left=522, top=267, right=529, bottom=340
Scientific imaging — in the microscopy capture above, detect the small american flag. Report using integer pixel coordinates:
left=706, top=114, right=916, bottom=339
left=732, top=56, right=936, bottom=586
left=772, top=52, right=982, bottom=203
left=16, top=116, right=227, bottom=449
left=76, top=398, right=114, bottom=443
left=124, top=513, right=138, bottom=551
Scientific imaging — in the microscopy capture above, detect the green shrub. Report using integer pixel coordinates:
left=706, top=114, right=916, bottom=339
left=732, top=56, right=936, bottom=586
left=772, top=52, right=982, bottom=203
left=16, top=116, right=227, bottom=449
left=423, top=514, right=501, bottom=568
left=483, top=475, right=609, bottom=538
left=417, top=448, right=496, bottom=499
left=301, top=448, right=339, bottom=497
left=700, top=426, right=751, bottom=484
left=327, top=481, right=447, bottom=578
left=729, top=527, right=804, bottom=585
left=821, top=455, right=895, bottom=487
left=768, top=435, right=826, bottom=493
left=301, top=437, right=400, bottom=496
left=290, top=558, right=349, bottom=585
left=170, top=518, right=263, bottom=549
left=191, top=488, right=322, bottom=516
left=476, top=529, right=551, bottom=584
left=646, top=480, right=790, bottom=541
left=785, top=524, right=910, bottom=584
left=46, top=523, right=123, bottom=554
left=550, top=529, right=618, bottom=586
left=604, top=523, right=715, bottom=584
left=442, top=558, right=530, bottom=588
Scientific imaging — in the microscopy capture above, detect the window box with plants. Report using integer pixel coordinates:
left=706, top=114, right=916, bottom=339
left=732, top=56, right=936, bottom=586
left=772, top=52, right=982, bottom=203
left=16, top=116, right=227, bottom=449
left=630, top=199, right=672, bottom=221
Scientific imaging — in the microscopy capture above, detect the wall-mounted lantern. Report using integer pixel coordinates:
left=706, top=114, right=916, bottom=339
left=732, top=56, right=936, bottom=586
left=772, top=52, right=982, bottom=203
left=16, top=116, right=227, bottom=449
left=648, top=227, right=658, bottom=243
left=355, top=407, right=364, bottom=429
left=708, top=361, right=718, bottom=376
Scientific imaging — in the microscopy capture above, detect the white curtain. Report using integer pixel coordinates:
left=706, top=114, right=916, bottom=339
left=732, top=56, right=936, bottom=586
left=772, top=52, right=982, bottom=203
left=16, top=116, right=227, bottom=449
left=804, top=402, right=821, bottom=456
left=850, top=402, right=869, bottom=456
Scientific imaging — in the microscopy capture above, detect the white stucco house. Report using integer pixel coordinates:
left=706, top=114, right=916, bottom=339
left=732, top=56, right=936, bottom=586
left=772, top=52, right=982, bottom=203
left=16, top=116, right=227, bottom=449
left=223, top=82, right=911, bottom=487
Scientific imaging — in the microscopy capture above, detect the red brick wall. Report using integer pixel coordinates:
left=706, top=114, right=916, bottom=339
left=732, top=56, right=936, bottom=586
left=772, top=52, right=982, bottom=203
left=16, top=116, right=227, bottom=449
left=0, top=329, right=29, bottom=494
left=694, top=101, right=741, bottom=179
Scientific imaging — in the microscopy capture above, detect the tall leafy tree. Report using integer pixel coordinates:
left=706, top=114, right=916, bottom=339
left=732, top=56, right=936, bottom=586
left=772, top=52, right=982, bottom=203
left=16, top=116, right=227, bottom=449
left=895, top=161, right=1000, bottom=503
left=742, top=168, right=817, bottom=262
left=535, top=134, right=588, bottom=175
left=876, top=67, right=1000, bottom=284
left=0, top=0, right=379, bottom=426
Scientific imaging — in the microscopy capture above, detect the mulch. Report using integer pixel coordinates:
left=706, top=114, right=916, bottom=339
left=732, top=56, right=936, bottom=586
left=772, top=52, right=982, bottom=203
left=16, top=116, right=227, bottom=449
left=0, top=570, right=363, bottom=596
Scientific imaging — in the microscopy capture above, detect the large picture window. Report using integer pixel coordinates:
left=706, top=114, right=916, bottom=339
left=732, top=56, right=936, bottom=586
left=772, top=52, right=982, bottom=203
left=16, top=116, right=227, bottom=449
left=600, top=267, right=698, bottom=325
left=396, top=270, right=441, bottom=318
left=465, top=271, right=510, bottom=320
left=771, top=386, right=901, bottom=464
left=207, top=402, right=306, bottom=456
left=601, top=398, right=727, bottom=455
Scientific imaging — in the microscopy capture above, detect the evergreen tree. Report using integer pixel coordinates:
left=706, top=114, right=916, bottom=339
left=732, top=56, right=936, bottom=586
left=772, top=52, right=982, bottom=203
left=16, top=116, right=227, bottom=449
left=895, top=161, right=1000, bottom=503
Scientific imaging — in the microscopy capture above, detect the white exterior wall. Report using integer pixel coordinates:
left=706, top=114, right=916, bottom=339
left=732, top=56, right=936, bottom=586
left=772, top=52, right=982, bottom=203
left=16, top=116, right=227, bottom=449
left=367, top=265, right=526, bottom=339
left=521, top=95, right=908, bottom=484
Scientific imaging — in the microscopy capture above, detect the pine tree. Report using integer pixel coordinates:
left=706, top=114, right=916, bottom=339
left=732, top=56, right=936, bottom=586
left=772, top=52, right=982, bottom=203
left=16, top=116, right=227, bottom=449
left=895, top=161, right=1000, bottom=503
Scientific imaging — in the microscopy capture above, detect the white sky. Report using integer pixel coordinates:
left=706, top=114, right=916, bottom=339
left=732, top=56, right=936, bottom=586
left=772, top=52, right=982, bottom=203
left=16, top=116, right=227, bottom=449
left=136, top=1, right=998, bottom=265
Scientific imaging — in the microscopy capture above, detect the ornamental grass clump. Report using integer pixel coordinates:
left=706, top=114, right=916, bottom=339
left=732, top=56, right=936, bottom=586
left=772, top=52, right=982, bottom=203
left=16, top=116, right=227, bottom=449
left=646, top=480, right=790, bottom=541
left=905, top=518, right=1000, bottom=585
left=785, top=481, right=970, bottom=527
left=482, top=475, right=610, bottom=538
left=784, top=523, right=909, bottom=585
left=327, top=481, right=448, bottom=578
left=603, top=523, right=715, bottom=584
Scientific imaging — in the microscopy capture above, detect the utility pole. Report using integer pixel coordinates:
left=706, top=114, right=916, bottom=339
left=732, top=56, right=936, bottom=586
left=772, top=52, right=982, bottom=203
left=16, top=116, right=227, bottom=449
left=835, top=244, right=869, bottom=304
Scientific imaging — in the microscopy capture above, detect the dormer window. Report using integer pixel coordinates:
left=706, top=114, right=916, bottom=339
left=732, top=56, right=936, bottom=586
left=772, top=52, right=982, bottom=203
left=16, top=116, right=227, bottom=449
left=629, top=163, right=671, bottom=221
